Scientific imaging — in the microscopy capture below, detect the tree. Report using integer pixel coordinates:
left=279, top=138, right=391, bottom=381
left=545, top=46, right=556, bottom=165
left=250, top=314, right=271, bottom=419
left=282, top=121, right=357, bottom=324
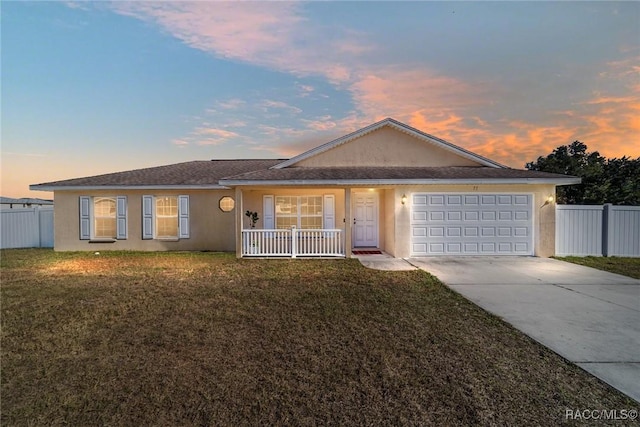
left=526, top=141, right=640, bottom=205
left=603, top=156, right=640, bottom=205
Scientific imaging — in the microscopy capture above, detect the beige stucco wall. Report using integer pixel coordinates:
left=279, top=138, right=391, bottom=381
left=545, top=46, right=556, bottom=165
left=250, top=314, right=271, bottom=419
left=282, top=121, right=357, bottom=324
left=53, top=184, right=558, bottom=258
left=383, top=189, right=397, bottom=256
left=295, top=127, right=481, bottom=167
left=391, top=184, right=557, bottom=258
left=53, top=189, right=237, bottom=251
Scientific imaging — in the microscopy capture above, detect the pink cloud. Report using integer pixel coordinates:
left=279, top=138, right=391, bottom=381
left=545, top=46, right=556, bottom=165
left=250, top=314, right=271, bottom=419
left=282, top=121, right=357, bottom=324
left=108, top=1, right=359, bottom=85
left=260, top=100, right=302, bottom=115
left=104, top=2, right=639, bottom=165
left=111, top=2, right=302, bottom=62
left=194, top=127, right=239, bottom=138
left=583, top=95, right=637, bottom=105
left=225, top=120, right=247, bottom=128
left=303, top=117, right=337, bottom=131
left=172, top=139, right=189, bottom=147
left=215, top=99, right=246, bottom=110
left=348, top=67, right=486, bottom=122
left=295, top=83, right=315, bottom=97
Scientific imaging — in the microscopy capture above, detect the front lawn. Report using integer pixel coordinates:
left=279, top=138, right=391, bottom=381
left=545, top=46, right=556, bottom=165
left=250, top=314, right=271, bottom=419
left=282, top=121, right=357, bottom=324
left=1, top=249, right=636, bottom=425
left=558, top=256, right=640, bottom=279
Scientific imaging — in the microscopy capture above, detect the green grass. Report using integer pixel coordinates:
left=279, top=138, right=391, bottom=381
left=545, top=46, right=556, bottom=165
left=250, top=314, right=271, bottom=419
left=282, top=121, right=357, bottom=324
left=558, top=256, right=640, bottom=279
left=2, top=249, right=637, bottom=426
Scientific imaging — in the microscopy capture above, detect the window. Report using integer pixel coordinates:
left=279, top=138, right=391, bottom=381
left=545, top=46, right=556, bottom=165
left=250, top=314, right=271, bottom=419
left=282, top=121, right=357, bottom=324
left=79, top=196, right=127, bottom=240
left=156, top=196, right=178, bottom=238
left=142, top=195, right=190, bottom=240
left=94, top=197, right=117, bottom=238
left=219, top=196, right=235, bottom=212
left=275, top=196, right=323, bottom=229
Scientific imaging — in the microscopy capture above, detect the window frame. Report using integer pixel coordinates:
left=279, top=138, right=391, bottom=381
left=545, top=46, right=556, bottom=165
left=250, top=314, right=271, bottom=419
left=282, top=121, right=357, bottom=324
left=142, top=195, right=190, bottom=240
left=93, top=197, right=117, bottom=239
left=275, top=195, right=323, bottom=229
left=155, top=196, right=179, bottom=239
left=79, top=196, right=127, bottom=241
left=219, top=196, right=235, bottom=212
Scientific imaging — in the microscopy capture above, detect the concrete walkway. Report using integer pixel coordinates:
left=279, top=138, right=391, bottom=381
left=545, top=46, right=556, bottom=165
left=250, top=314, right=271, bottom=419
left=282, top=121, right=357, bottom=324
left=358, top=255, right=640, bottom=402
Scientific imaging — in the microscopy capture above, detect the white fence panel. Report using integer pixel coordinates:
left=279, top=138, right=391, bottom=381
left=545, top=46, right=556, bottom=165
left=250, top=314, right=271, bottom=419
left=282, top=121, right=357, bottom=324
left=556, top=204, right=640, bottom=257
left=1, top=207, right=54, bottom=249
left=555, top=205, right=603, bottom=256
left=39, top=208, right=55, bottom=248
left=607, top=205, right=640, bottom=257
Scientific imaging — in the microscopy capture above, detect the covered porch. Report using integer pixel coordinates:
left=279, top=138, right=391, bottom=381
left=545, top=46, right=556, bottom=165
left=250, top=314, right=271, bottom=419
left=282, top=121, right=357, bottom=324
left=234, top=187, right=399, bottom=258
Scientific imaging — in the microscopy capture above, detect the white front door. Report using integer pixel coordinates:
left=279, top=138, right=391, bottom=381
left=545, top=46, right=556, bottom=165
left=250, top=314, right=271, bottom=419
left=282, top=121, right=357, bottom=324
left=353, top=192, right=378, bottom=247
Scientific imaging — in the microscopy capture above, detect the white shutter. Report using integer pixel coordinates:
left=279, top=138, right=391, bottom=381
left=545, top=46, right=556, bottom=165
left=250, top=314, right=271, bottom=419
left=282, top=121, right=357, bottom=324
left=116, top=196, right=127, bottom=240
left=263, top=195, right=275, bottom=229
left=142, top=195, right=154, bottom=239
left=79, top=196, right=91, bottom=240
left=178, top=195, right=190, bottom=239
left=323, top=194, right=335, bottom=229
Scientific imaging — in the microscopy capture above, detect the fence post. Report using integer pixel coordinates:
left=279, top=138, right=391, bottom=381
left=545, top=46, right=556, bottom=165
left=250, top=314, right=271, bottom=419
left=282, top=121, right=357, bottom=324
left=38, top=207, right=43, bottom=248
left=291, top=226, right=297, bottom=258
left=602, top=203, right=613, bottom=257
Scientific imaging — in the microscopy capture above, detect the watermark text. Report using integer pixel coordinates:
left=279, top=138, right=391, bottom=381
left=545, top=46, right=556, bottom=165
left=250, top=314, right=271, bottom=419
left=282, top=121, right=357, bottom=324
left=565, top=408, right=637, bottom=421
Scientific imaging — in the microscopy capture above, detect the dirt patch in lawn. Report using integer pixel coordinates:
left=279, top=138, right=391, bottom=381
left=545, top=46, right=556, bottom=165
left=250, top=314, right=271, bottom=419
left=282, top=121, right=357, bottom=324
left=2, top=249, right=637, bottom=426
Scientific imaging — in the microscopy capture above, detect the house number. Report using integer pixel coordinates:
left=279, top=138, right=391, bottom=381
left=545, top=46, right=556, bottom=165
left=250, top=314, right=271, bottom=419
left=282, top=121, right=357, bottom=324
left=472, top=186, right=479, bottom=191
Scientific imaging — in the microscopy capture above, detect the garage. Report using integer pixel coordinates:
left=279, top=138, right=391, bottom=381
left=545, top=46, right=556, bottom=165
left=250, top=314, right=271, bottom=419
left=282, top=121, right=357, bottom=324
left=411, top=193, right=533, bottom=256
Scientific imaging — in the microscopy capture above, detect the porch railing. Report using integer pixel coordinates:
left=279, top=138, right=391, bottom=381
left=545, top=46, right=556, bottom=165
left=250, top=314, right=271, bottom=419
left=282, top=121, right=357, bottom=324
left=242, top=228, right=344, bottom=257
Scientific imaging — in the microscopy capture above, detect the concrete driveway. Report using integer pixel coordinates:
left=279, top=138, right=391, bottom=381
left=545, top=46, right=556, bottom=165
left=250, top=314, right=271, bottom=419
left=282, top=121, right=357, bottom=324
left=405, top=257, right=640, bottom=402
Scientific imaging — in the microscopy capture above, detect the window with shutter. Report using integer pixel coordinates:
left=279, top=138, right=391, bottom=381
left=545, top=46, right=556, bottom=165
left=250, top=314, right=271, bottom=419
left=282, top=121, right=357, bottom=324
left=142, top=195, right=190, bottom=240
left=79, top=196, right=127, bottom=241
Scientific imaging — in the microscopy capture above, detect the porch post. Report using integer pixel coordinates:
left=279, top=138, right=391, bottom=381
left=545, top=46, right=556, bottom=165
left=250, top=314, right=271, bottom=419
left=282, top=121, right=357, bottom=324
left=235, top=187, right=243, bottom=258
left=344, top=187, right=352, bottom=257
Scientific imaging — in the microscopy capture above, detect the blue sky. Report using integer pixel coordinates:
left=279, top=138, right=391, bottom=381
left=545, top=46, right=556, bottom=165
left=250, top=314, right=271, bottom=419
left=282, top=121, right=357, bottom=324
left=2, top=1, right=639, bottom=197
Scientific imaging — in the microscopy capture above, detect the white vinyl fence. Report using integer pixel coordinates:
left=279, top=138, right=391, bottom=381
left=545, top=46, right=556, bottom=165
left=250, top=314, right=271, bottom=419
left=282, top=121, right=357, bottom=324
left=1, top=207, right=54, bottom=249
left=556, top=204, right=640, bottom=257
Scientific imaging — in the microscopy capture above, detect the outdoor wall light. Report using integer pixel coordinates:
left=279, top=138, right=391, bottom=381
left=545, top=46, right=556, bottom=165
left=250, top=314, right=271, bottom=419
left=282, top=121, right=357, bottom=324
left=401, top=194, right=407, bottom=205
left=541, top=194, right=555, bottom=208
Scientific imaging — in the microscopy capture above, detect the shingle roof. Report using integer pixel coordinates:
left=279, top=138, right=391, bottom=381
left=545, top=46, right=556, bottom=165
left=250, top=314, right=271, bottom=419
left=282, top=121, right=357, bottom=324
left=30, top=160, right=284, bottom=189
left=220, top=166, right=581, bottom=185
left=31, top=161, right=580, bottom=190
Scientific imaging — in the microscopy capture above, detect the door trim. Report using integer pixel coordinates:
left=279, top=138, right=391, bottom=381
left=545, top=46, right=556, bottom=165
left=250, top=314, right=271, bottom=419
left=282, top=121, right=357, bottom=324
left=353, top=191, right=379, bottom=248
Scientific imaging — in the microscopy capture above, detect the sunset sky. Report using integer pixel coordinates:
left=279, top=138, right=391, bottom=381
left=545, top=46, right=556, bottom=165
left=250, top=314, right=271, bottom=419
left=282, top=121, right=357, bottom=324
left=3, top=1, right=639, bottom=198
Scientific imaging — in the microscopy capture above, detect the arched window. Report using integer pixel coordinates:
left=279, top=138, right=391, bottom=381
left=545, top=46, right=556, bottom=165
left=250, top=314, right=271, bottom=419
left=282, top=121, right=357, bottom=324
left=94, top=197, right=117, bottom=238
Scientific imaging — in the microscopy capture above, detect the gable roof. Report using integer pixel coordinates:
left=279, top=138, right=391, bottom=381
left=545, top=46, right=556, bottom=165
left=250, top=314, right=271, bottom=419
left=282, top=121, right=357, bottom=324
left=30, top=159, right=283, bottom=191
left=30, top=118, right=581, bottom=191
left=273, top=117, right=506, bottom=169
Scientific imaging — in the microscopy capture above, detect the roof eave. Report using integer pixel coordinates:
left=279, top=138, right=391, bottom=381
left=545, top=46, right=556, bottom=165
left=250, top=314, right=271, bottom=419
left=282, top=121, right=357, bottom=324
left=29, top=184, right=231, bottom=191
left=220, top=178, right=582, bottom=187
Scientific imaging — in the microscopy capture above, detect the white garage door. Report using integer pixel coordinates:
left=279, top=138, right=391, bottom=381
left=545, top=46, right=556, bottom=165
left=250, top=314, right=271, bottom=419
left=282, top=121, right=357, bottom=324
left=411, top=193, right=533, bottom=256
